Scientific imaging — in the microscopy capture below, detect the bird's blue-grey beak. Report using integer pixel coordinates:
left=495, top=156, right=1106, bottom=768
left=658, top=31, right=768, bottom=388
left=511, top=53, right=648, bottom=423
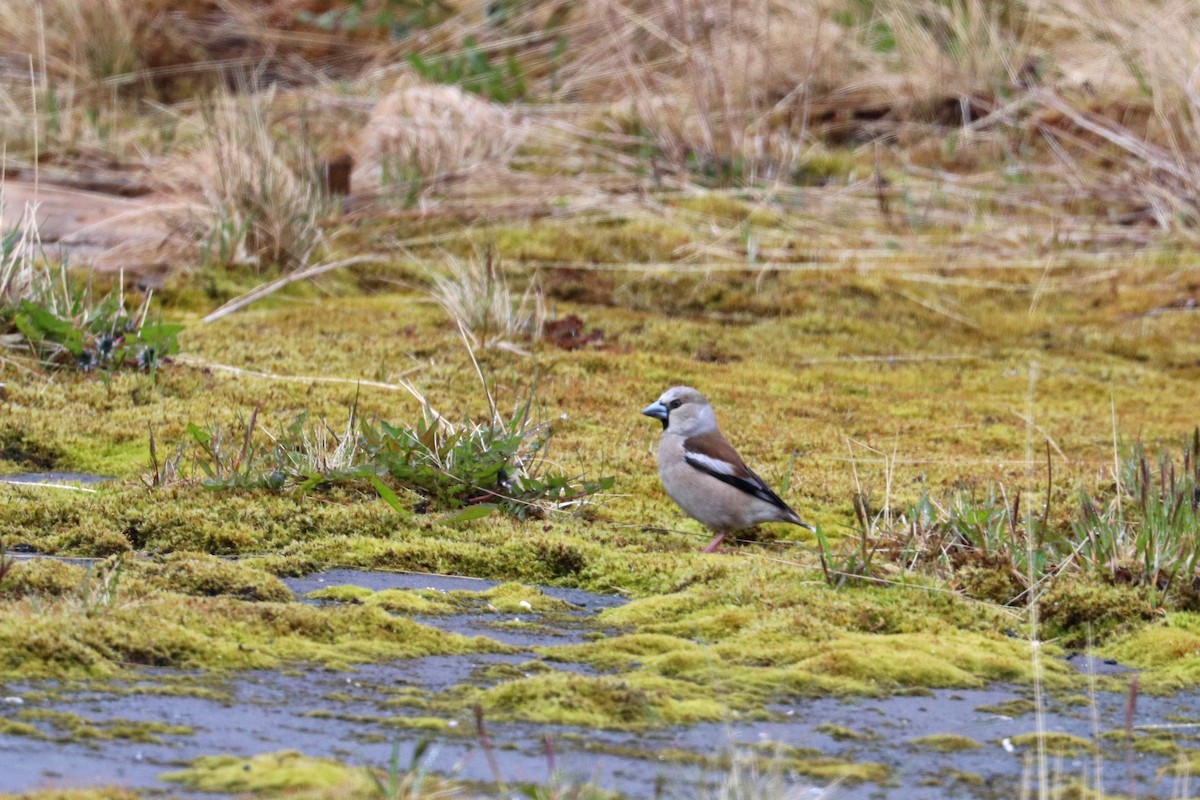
left=642, top=401, right=668, bottom=422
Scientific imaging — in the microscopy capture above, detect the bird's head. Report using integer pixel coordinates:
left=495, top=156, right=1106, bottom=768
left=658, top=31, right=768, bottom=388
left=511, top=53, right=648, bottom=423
left=642, top=386, right=717, bottom=435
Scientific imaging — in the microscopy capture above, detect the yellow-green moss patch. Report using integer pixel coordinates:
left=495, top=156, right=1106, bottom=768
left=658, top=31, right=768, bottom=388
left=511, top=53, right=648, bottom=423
left=976, top=698, right=1036, bottom=716
left=911, top=734, right=984, bottom=752
left=466, top=582, right=576, bottom=614
left=364, top=588, right=457, bottom=615
left=1101, top=614, right=1200, bottom=692
left=16, top=709, right=191, bottom=743
left=0, top=591, right=512, bottom=679
left=462, top=671, right=725, bottom=730
left=816, top=723, right=879, bottom=741
left=0, top=789, right=142, bottom=800
left=1008, top=732, right=1095, bottom=756
left=305, top=584, right=374, bottom=603
left=161, top=750, right=368, bottom=794
left=141, top=553, right=293, bottom=602
left=790, top=757, right=890, bottom=784
left=1159, top=748, right=1200, bottom=777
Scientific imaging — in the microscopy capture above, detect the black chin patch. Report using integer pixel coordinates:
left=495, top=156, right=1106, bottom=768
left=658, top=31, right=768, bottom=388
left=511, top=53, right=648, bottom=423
left=660, top=417, right=669, bottom=431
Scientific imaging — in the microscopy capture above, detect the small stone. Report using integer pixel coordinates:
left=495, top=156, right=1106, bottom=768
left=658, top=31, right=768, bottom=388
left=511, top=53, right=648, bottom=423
left=2, top=696, right=24, bottom=705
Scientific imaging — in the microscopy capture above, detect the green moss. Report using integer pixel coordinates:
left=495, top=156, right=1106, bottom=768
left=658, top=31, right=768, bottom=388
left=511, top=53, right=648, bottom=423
left=0, top=428, right=63, bottom=471
left=470, top=659, right=555, bottom=684
left=943, top=770, right=986, bottom=786
left=367, top=588, right=456, bottom=615
left=816, top=723, right=878, bottom=741
left=462, top=670, right=725, bottom=730
left=911, top=733, right=984, bottom=752
left=161, top=750, right=368, bottom=794
left=1159, top=747, right=1200, bottom=776
left=490, top=217, right=694, bottom=265
left=0, top=790, right=142, bottom=800
left=468, top=582, right=575, bottom=614
left=305, top=584, right=374, bottom=603
left=790, top=757, right=890, bottom=783
left=0, top=590, right=511, bottom=679
left=1101, top=614, right=1200, bottom=692
left=141, top=552, right=293, bottom=602
left=1132, top=733, right=1181, bottom=755
left=1041, top=578, right=1153, bottom=647
left=303, top=710, right=463, bottom=735
left=0, top=558, right=84, bottom=598
left=976, top=698, right=1036, bottom=716
left=2, top=257, right=1198, bottom=730
left=668, top=194, right=783, bottom=226
left=16, top=709, right=191, bottom=743
left=0, top=718, right=43, bottom=738
left=785, top=631, right=1054, bottom=695
left=1008, top=732, right=1095, bottom=756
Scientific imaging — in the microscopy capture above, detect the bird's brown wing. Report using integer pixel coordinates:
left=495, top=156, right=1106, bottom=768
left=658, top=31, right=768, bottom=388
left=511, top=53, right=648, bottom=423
left=681, top=429, right=800, bottom=520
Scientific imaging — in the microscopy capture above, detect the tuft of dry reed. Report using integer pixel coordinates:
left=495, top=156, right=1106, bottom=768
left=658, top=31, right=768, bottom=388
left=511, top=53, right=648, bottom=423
left=164, top=86, right=330, bottom=270
left=352, top=73, right=529, bottom=202
left=429, top=248, right=544, bottom=351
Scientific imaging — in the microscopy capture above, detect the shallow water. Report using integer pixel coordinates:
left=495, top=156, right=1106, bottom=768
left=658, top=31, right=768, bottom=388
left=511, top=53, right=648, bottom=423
left=0, top=472, right=112, bottom=487
left=2, top=568, right=1197, bottom=798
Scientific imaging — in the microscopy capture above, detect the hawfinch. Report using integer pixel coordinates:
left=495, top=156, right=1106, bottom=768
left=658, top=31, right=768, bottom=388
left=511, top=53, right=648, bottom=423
left=642, top=386, right=814, bottom=552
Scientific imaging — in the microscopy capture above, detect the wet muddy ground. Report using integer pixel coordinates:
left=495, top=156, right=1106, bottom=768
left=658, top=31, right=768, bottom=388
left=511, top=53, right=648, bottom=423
left=2, top=566, right=1199, bottom=798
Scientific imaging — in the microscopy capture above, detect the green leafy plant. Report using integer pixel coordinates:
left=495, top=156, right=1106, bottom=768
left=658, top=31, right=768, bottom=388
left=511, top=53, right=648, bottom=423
left=409, top=36, right=528, bottom=102
left=1, top=209, right=181, bottom=373
left=1073, top=431, right=1200, bottom=606
left=859, top=430, right=1200, bottom=609
left=297, top=0, right=446, bottom=40
left=9, top=293, right=181, bottom=374
left=178, top=399, right=612, bottom=521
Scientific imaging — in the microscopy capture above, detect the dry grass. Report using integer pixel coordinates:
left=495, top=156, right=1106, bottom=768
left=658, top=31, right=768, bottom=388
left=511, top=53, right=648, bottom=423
left=5, top=0, right=1200, bottom=274
left=164, top=86, right=330, bottom=270
left=352, top=74, right=529, bottom=203
left=547, top=0, right=866, bottom=184
left=429, top=249, right=544, bottom=351
left=0, top=198, right=48, bottom=312
left=1024, top=0, right=1200, bottom=231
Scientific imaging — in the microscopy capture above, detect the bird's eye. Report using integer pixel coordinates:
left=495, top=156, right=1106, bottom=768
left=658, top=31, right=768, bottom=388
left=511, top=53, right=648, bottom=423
left=668, top=399, right=683, bottom=410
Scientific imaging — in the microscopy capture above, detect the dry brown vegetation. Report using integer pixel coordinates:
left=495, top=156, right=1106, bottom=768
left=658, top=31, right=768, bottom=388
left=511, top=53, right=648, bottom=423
left=5, top=8, right=1200, bottom=796
left=2, top=0, right=1200, bottom=254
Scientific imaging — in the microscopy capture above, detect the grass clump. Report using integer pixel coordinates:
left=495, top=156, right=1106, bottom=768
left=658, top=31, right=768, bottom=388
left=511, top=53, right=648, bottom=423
left=429, top=249, right=544, bottom=350
left=171, top=88, right=332, bottom=271
left=180, top=394, right=612, bottom=521
left=830, top=430, right=1200, bottom=626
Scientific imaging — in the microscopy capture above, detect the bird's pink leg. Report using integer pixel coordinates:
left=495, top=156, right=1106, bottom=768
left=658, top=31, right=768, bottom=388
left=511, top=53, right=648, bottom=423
left=702, top=532, right=727, bottom=553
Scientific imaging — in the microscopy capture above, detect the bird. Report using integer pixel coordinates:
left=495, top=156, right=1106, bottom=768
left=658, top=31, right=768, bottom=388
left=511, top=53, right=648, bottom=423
left=642, top=386, right=815, bottom=553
